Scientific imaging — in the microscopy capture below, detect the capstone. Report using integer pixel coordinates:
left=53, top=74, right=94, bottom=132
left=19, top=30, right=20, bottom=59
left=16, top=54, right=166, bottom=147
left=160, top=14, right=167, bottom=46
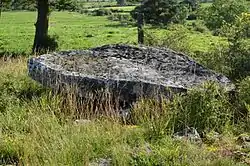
left=28, top=44, right=234, bottom=103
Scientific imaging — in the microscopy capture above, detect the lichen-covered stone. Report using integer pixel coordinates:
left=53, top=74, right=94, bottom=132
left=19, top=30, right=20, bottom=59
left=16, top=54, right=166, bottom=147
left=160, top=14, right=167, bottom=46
left=28, top=44, right=234, bottom=103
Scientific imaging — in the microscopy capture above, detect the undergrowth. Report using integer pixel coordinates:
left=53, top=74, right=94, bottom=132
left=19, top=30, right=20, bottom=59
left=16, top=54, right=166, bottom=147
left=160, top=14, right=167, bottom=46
left=0, top=58, right=249, bottom=165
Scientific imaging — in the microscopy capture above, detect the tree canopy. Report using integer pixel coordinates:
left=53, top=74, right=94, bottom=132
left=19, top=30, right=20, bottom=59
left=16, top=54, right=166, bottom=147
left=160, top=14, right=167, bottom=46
left=130, top=0, right=191, bottom=25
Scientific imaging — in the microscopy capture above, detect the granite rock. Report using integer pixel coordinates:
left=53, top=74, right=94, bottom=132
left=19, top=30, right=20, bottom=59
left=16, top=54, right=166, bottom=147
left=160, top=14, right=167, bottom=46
left=28, top=44, right=234, bottom=103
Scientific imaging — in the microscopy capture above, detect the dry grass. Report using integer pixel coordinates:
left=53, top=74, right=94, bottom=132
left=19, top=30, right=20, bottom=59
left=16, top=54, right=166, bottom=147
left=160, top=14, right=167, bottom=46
left=0, top=58, right=248, bottom=165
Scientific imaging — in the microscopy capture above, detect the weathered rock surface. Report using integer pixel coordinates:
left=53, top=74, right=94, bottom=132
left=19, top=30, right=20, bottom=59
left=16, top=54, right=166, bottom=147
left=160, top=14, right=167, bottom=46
left=28, top=44, right=234, bottom=102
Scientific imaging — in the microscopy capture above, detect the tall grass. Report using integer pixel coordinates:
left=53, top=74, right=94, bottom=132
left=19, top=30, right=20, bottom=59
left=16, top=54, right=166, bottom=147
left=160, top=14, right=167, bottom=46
left=0, top=58, right=249, bottom=165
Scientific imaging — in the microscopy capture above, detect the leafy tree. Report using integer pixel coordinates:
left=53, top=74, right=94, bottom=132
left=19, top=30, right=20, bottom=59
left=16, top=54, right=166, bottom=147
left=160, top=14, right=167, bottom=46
left=50, top=0, right=78, bottom=11
left=201, top=0, right=248, bottom=31
left=131, top=0, right=189, bottom=25
left=0, top=0, right=11, bottom=17
left=11, top=0, right=36, bottom=11
left=181, top=0, right=199, bottom=11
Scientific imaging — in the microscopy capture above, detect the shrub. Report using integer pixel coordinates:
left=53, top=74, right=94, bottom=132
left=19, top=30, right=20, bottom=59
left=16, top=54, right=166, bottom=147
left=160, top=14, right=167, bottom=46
left=92, top=8, right=112, bottom=16
left=110, top=8, right=125, bottom=13
left=51, top=0, right=79, bottom=11
left=226, top=13, right=250, bottom=80
left=193, top=43, right=230, bottom=76
left=107, top=13, right=133, bottom=23
left=234, top=77, right=250, bottom=131
left=239, top=77, right=250, bottom=107
left=200, top=0, right=248, bottom=31
left=194, top=13, right=250, bottom=80
left=144, top=25, right=192, bottom=53
left=79, top=9, right=90, bottom=15
left=190, top=21, right=209, bottom=33
left=131, top=82, right=234, bottom=139
left=173, top=83, right=233, bottom=133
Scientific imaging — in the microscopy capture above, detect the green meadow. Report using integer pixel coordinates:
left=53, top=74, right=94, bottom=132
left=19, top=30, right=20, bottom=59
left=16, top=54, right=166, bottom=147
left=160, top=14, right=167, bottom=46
left=0, top=11, right=225, bottom=56
left=0, top=1, right=250, bottom=165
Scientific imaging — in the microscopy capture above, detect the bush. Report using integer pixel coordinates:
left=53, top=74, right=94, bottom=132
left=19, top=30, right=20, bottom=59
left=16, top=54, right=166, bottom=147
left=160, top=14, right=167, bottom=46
left=144, top=25, right=192, bottom=53
left=190, top=21, right=209, bottom=33
left=200, top=0, right=248, bottom=31
left=226, top=13, right=250, bottom=79
left=107, top=13, right=133, bottom=23
left=234, top=77, right=250, bottom=131
left=174, top=83, right=233, bottom=133
left=79, top=9, right=90, bottom=15
left=194, top=13, right=250, bottom=80
left=110, top=8, right=125, bottom=13
left=131, top=82, right=235, bottom=138
left=239, top=77, right=250, bottom=107
left=193, top=43, right=230, bottom=76
left=51, top=0, right=79, bottom=11
left=92, top=8, right=112, bottom=16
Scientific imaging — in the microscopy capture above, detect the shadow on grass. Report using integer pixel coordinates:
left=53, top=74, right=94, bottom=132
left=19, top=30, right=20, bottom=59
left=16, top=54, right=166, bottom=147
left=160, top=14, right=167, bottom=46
left=0, top=51, right=30, bottom=58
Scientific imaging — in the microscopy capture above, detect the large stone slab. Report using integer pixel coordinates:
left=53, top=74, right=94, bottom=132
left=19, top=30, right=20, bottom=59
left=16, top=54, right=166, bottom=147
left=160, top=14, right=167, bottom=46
left=28, top=44, right=234, bottom=102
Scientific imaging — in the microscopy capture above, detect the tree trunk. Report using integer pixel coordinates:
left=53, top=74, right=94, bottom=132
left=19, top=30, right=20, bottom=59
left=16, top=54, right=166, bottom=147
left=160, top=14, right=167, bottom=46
left=137, top=13, right=144, bottom=45
left=32, top=0, right=49, bottom=53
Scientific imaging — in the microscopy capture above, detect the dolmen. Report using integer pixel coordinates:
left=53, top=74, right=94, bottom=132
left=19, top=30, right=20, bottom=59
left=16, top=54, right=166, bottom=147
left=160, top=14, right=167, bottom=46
left=28, top=44, right=234, bottom=104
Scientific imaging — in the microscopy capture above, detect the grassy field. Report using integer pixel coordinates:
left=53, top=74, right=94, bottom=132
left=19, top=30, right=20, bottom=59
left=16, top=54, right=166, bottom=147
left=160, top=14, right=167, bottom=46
left=0, top=11, right=226, bottom=56
left=1, top=5, right=250, bottom=165
left=0, top=11, right=137, bottom=55
left=0, top=58, right=248, bottom=165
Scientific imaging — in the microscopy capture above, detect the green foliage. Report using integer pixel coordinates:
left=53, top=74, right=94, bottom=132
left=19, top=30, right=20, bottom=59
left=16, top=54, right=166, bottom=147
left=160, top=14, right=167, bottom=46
left=132, top=82, right=236, bottom=139
left=174, top=83, right=233, bottom=133
left=0, top=59, right=238, bottom=165
left=189, top=21, right=209, bottom=33
left=3, top=0, right=79, bottom=11
left=107, top=13, right=133, bottom=24
left=0, top=11, right=227, bottom=56
left=0, top=57, right=249, bottom=165
left=51, top=0, right=79, bottom=11
left=145, top=24, right=192, bottom=53
left=239, top=77, right=250, bottom=107
left=193, top=13, right=250, bottom=80
left=222, top=13, right=250, bottom=79
left=92, top=8, right=112, bottom=16
left=200, top=0, right=248, bottom=31
left=193, top=43, right=230, bottom=76
left=132, top=98, right=175, bottom=140
left=130, top=0, right=189, bottom=25
left=182, top=0, right=200, bottom=11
